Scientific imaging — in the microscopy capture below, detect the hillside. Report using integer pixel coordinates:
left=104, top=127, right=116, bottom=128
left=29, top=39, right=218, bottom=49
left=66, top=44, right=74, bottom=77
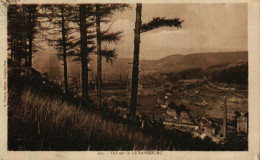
left=144, top=51, right=247, bottom=72
left=98, top=51, right=248, bottom=78
left=33, top=51, right=248, bottom=81
left=8, top=68, right=226, bottom=151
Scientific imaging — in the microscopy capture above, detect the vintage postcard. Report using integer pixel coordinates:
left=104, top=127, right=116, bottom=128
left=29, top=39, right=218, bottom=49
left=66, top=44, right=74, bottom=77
left=0, top=0, right=259, bottom=159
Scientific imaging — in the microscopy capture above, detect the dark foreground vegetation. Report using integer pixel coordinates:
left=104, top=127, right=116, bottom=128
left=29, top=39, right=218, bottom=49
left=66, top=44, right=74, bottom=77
left=166, top=63, right=248, bottom=86
left=211, top=63, right=248, bottom=85
left=8, top=69, right=247, bottom=151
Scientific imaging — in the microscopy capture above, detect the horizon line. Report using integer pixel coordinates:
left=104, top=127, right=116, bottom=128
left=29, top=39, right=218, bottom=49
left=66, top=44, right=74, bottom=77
left=117, top=50, right=248, bottom=61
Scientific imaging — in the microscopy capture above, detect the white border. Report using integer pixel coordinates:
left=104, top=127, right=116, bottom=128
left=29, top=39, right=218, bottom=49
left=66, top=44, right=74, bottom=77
left=0, top=1, right=259, bottom=160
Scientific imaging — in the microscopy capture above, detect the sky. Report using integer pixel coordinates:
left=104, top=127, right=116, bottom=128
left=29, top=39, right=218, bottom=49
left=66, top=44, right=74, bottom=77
left=107, top=3, right=247, bottom=60
left=34, top=3, right=248, bottom=68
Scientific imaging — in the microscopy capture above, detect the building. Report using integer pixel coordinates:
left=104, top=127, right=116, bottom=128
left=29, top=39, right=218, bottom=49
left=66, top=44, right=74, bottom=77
left=166, top=109, right=178, bottom=118
left=237, top=116, right=248, bottom=134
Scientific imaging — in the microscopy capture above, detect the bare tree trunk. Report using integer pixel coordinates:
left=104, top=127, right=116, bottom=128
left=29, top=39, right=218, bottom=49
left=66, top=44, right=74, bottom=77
left=96, top=5, right=102, bottom=109
left=13, top=40, right=18, bottom=64
left=79, top=5, right=89, bottom=102
left=17, top=40, right=22, bottom=67
left=23, top=37, right=27, bottom=66
left=246, top=117, right=248, bottom=134
left=223, top=96, right=227, bottom=140
left=28, top=33, right=32, bottom=68
left=61, top=6, right=69, bottom=95
left=28, top=6, right=34, bottom=68
left=129, top=4, right=142, bottom=118
left=10, top=39, right=14, bottom=63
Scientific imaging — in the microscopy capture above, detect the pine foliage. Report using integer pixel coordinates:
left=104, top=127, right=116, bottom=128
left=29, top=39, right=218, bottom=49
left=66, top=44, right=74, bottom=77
left=141, top=17, right=183, bottom=33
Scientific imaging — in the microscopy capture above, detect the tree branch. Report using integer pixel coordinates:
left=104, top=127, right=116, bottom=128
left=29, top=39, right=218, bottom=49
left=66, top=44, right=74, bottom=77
left=140, top=17, right=184, bottom=33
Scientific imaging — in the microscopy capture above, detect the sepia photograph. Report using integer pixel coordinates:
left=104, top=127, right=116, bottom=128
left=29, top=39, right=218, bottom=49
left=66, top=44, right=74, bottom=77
left=6, top=2, right=250, bottom=151
left=1, top=0, right=259, bottom=159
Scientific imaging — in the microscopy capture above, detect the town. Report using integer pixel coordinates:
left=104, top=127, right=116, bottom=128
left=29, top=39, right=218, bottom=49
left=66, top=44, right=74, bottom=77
left=41, top=63, right=248, bottom=144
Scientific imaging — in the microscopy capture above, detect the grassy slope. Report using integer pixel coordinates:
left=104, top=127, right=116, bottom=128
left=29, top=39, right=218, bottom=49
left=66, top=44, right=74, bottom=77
left=9, top=88, right=165, bottom=150
left=8, top=69, right=246, bottom=151
left=8, top=69, right=166, bottom=150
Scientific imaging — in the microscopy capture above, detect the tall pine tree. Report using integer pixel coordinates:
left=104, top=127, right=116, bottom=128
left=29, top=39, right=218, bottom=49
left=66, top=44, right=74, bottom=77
left=44, top=4, right=78, bottom=95
left=78, top=4, right=96, bottom=104
left=8, top=4, right=43, bottom=68
left=8, top=5, right=28, bottom=67
left=95, top=4, right=129, bottom=109
left=129, top=4, right=183, bottom=118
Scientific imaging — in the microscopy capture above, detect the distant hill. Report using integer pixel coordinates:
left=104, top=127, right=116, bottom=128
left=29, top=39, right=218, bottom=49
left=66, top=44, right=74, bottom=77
left=210, top=63, right=248, bottom=85
left=140, top=51, right=247, bottom=73
left=97, top=51, right=248, bottom=79
left=34, top=51, right=248, bottom=81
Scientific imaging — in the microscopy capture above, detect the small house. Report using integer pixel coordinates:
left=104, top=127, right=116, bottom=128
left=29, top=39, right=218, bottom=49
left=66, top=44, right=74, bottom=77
left=237, top=116, right=248, bottom=134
